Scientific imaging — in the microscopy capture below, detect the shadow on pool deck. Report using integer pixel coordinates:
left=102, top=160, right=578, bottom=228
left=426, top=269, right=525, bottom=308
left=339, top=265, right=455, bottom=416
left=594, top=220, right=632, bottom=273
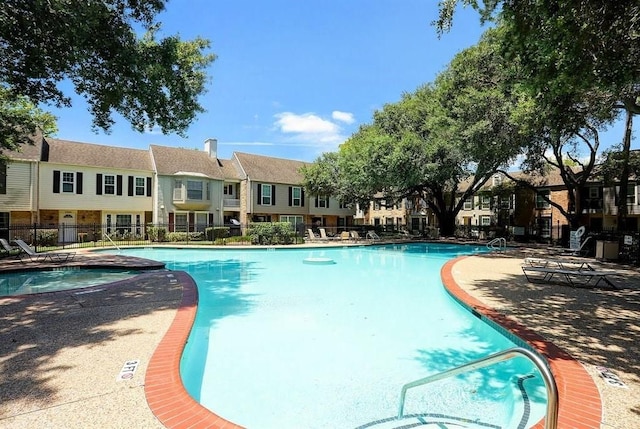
left=0, top=252, right=179, bottom=428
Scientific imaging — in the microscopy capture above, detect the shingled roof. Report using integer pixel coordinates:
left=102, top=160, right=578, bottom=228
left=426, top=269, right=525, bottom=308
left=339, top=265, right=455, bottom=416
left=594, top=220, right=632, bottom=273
left=233, top=152, right=309, bottom=184
left=44, top=138, right=153, bottom=171
left=150, top=144, right=225, bottom=179
left=4, top=139, right=43, bottom=161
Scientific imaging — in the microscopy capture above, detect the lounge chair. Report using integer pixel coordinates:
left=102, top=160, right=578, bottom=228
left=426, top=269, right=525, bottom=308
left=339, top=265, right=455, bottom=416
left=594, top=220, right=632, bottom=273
left=319, top=228, right=334, bottom=240
left=340, top=231, right=350, bottom=241
left=366, top=231, right=380, bottom=241
left=350, top=231, right=362, bottom=242
left=0, top=238, right=20, bottom=258
left=13, top=239, right=76, bottom=263
left=307, top=229, right=323, bottom=242
left=521, top=265, right=617, bottom=289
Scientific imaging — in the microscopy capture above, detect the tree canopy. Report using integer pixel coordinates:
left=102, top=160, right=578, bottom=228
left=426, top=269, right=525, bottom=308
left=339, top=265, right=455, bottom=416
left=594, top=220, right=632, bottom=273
left=439, top=1, right=639, bottom=228
left=302, top=30, right=533, bottom=236
left=0, top=0, right=215, bottom=158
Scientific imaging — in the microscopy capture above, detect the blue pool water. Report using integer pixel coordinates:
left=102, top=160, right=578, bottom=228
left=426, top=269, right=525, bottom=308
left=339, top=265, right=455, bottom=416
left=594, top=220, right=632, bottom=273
left=113, top=243, right=548, bottom=429
left=0, top=268, right=141, bottom=296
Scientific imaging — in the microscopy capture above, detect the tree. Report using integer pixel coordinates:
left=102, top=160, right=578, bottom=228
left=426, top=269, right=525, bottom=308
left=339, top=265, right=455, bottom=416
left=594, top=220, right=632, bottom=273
left=437, top=0, right=640, bottom=229
left=303, top=31, right=531, bottom=236
left=0, top=0, right=215, bottom=159
left=0, top=88, right=57, bottom=164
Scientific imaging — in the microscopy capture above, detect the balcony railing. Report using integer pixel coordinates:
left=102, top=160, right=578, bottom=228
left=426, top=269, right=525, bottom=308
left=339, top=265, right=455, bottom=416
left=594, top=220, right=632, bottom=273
left=223, top=198, right=240, bottom=207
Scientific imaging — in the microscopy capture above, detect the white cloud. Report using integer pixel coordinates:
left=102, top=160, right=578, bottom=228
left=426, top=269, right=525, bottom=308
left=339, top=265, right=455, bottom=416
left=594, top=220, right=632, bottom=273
left=273, top=111, right=356, bottom=151
left=275, top=112, right=339, bottom=135
left=332, top=111, right=355, bottom=124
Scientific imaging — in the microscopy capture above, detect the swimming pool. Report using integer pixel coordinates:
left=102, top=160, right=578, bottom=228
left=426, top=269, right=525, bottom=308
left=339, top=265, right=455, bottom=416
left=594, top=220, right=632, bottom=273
left=114, top=243, right=548, bottom=428
left=0, top=268, right=141, bottom=296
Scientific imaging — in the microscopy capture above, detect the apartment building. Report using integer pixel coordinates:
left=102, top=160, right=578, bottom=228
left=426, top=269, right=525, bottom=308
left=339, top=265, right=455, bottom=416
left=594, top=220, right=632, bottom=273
left=233, top=152, right=355, bottom=232
left=1, top=136, right=356, bottom=241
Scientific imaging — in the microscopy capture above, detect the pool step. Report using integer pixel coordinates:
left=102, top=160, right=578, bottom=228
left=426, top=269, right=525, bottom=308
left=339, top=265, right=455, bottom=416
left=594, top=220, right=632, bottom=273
left=354, top=414, right=501, bottom=429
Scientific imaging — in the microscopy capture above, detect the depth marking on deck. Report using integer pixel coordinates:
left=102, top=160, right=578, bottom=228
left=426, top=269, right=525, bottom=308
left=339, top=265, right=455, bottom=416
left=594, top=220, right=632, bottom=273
left=117, top=359, right=140, bottom=381
left=595, top=366, right=627, bottom=388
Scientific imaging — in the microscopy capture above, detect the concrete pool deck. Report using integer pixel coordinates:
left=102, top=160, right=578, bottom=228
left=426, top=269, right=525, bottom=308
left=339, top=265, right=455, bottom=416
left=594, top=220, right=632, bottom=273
left=0, top=245, right=639, bottom=428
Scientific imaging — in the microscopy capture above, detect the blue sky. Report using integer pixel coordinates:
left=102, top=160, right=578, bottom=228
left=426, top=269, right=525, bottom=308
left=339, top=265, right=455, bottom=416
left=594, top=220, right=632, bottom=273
left=48, top=1, right=633, bottom=162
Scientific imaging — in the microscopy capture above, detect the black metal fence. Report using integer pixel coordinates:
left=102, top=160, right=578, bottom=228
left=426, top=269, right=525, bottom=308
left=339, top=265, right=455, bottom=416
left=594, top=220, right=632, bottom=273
left=2, top=222, right=638, bottom=265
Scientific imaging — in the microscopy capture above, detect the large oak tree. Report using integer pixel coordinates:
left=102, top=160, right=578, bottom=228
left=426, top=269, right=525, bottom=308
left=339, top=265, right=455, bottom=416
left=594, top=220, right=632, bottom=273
left=438, top=0, right=640, bottom=228
left=303, top=30, right=532, bottom=236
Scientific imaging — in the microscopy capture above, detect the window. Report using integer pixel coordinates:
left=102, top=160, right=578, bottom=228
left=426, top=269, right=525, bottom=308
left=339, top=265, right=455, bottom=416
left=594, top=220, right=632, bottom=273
left=174, top=213, right=188, bottom=232
left=0, top=212, right=9, bottom=230
left=492, top=174, right=502, bottom=187
left=291, top=187, right=302, bottom=207
left=536, top=190, right=550, bottom=209
left=627, top=184, right=637, bottom=205
left=62, top=172, right=75, bottom=193
left=116, top=214, right=132, bottom=235
left=385, top=199, right=394, bottom=210
left=463, top=197, right=472, bottom=210
left=480, top=215, right=491, bottom=226
left=500, top=195, right=513, bottom=209
left=187, top=180, right=203, bottom=200
left=0, top=164, right=6, bottom=194
left=195, top=212, right=209, bottom=231
left=588, top=187, right=600, bottom=199
left=261, top=184, right=272, bottom=205
left=223, top=184, right=233, bottom=195
left=104, top=175, right=116, bottom=195
left=480, top=195, right=491, bottom=210
left=280, top=215, right=303, bottom=226
left=339, top=201, right=349, bottom=209
left=373, top=200, right=381, bottom=210
left=173, top=180, right=183, bottom=200
left=135, top=177, right=146, bottom=196
left=316, top=195, right=329, bottom=208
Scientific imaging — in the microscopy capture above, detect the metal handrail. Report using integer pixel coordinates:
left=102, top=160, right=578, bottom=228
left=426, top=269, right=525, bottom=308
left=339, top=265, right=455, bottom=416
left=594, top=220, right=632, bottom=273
left=487, top=237, right=507, bottom=251
left=103, top=233, right=122, bottom=252
left=397, top=347, right=558, bottom=429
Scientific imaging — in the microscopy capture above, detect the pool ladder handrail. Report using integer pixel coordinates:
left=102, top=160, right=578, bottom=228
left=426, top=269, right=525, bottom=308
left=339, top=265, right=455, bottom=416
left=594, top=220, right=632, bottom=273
left=486, top=237, right=507, bottom=252
left=103, top=233, right=122, bottom=252
left=397, top=347, right=558, bottom=429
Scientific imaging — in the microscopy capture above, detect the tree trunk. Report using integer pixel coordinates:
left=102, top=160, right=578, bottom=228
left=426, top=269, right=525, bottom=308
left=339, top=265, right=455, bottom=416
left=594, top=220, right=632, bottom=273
left=617, top=109, right=633, bottom=231
left=435, top=211, right=457, bottom=237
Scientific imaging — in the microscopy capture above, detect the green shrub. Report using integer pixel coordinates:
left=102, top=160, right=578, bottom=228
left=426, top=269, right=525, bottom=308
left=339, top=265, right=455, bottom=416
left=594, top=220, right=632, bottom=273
left=206, top=226, right=229, bottom=241
left=147, top=226, right=167, bottom=242
left=36, top=229, right=58, bottom=246
left=167, top=231, right=204, bottom=242
left=247, top=222, right=296, bottom=245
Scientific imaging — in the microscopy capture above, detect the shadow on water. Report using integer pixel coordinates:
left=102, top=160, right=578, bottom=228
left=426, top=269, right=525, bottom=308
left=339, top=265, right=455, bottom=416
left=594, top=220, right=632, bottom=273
left=172, top=258, right=262, bottom=401
left=413, top=340, right=546, bottom=398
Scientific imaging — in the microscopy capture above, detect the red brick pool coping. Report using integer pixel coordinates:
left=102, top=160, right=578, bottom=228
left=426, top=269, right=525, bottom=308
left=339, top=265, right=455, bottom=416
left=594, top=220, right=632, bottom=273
left=441, top=257, right=602, bottom=429
left=144, top=257, right=603, bottom=429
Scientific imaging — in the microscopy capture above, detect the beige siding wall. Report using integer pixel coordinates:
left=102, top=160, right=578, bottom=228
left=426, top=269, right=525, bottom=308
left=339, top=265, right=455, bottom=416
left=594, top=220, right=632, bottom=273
left=250, top=183, right=308, bottom=216
left=155, top=175, right=224, bottom=224
left=39, top=164, right=152, bottom=212
left=1, top=161, right=36, bottom=211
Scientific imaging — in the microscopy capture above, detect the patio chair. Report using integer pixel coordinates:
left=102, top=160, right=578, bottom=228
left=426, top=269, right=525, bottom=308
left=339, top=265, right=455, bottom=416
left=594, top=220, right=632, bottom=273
left=319, top=228, right=336, bottom=240
left=350, top=231, right=362, bottom=242
left=13, top=239, right=76, bottom=263
left=366, top=231, right=381, bottom=241
left=0, top=238, right=20, bottom=258
left=307, top=229, right=321, bottom=242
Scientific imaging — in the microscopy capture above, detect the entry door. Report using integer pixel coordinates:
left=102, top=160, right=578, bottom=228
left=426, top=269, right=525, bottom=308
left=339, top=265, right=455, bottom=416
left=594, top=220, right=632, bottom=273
left=59, top=212, right=76, bottom=243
